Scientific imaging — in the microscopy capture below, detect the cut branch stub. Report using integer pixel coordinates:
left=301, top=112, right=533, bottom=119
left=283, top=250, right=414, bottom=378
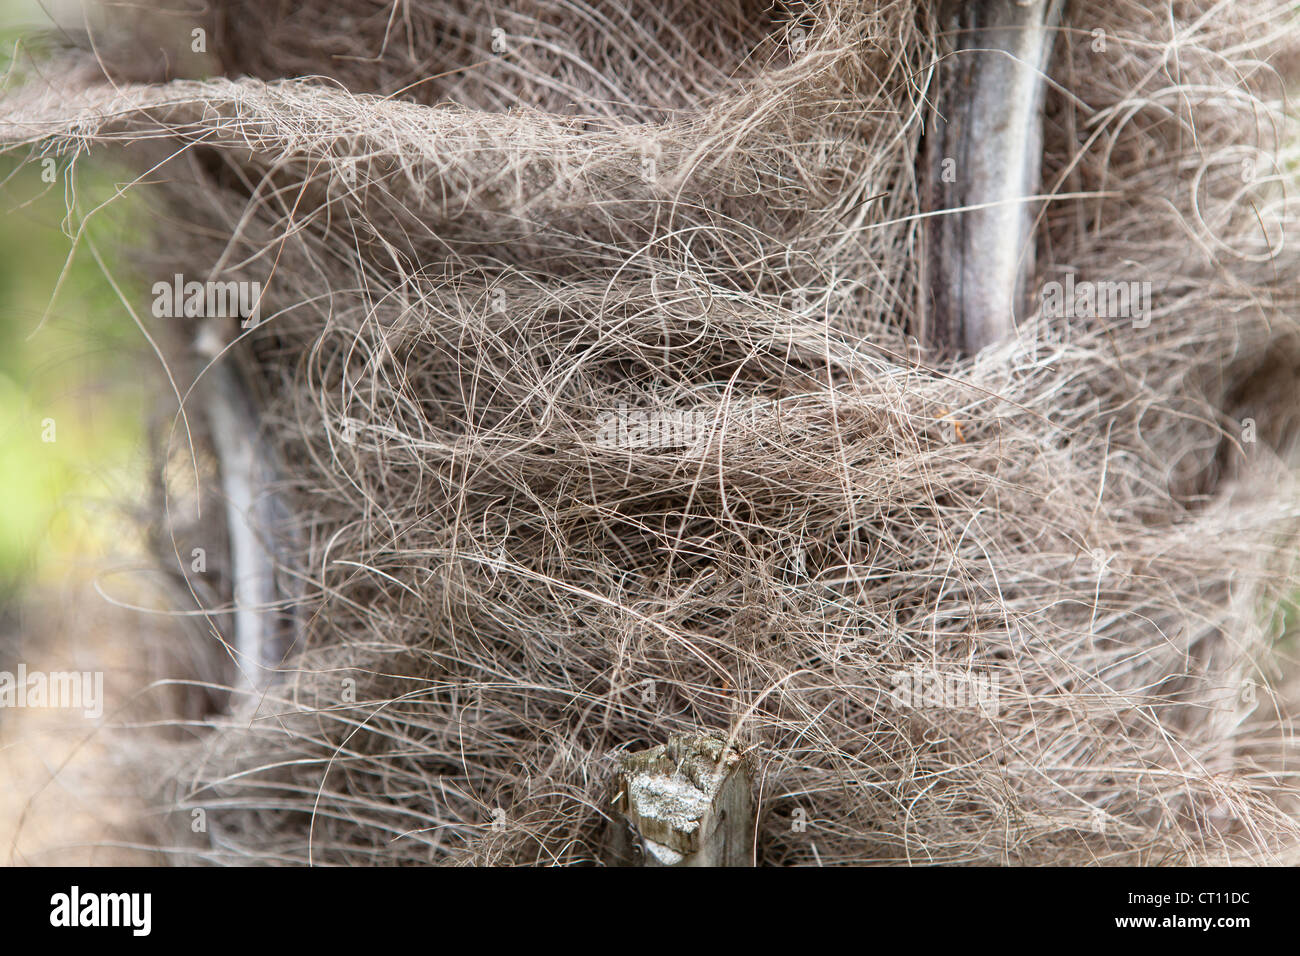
left=608, top=733, right=754, bottom=866
left=195, top=318, right=297, bottom=690
left=920, top=0, right=1065, bottom=356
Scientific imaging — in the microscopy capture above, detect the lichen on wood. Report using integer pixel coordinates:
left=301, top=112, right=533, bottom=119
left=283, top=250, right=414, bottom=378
left=608, top=733, right=754, bottom=867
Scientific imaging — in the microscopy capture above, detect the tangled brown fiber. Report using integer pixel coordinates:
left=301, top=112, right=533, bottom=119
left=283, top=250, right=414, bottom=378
left=3, top=0, right=1300, bottom=865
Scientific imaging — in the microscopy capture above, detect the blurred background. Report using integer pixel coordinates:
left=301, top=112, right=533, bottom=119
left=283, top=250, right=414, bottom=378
left=0, top=0, right=160, bottom=864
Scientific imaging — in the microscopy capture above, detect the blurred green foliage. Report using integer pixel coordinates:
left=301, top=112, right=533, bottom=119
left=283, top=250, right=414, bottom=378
left=0, top=147, right=149, bottom=596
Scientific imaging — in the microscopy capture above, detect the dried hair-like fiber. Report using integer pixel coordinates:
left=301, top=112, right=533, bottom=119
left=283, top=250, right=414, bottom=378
left=2, top=0, right=1299, bottom=864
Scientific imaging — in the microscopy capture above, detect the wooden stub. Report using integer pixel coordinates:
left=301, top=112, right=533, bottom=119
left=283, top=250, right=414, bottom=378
left=608, top=733, right=754, bottom=866
left=919, top=0, right=1065, bottom=356
left=194, top=318, right=295, bottom=689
